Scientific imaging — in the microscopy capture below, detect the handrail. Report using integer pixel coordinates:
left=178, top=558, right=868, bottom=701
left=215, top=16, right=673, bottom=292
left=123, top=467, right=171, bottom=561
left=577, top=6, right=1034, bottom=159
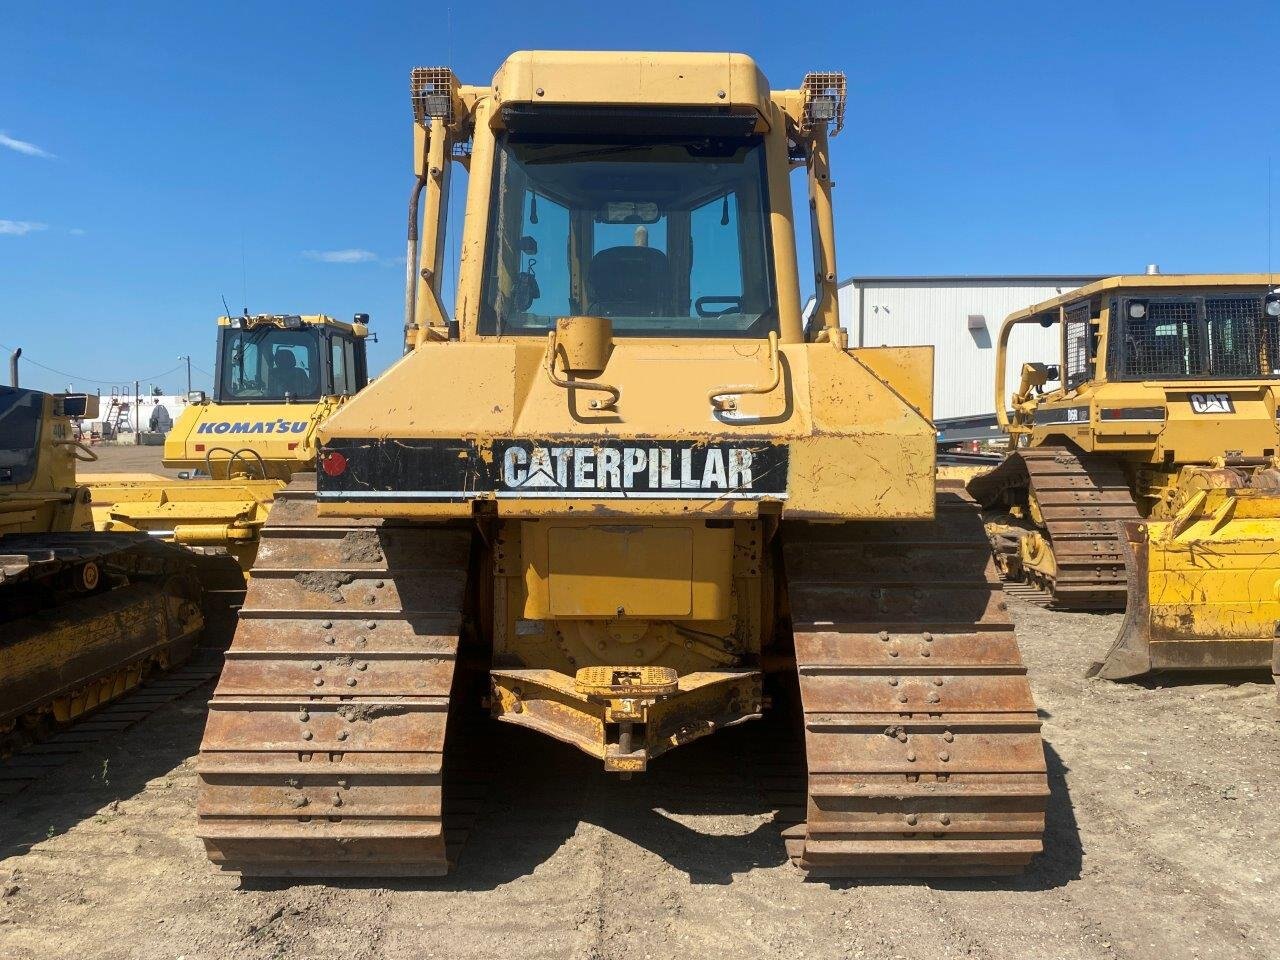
left=994, top=311, right=1058, bottom=448
left=52, top=439, right=99, bottom=462
left=709, top=331, right=781, bottom=412
left=543, top=330, right=620, bottom=411
left=993, top=314, right=1020, bottom=432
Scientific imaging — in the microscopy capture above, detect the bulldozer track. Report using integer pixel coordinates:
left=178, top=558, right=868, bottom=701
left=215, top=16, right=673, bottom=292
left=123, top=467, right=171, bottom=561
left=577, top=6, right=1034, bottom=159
left=196, top=474, right=480, bottom=878
left=1, top=534, right=207, bottom=759
left=1001, top=582, right=1053, bottom=607
left=968, top=443, right=1140, bottom=610
left=779, top=488, right=1049, bottom=877
left=0, top=649, right=223, bottom=800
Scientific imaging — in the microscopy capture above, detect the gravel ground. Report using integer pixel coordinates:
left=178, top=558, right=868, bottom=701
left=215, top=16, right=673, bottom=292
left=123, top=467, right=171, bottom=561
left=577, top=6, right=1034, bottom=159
left=2, top=455, right=1276, bottom=960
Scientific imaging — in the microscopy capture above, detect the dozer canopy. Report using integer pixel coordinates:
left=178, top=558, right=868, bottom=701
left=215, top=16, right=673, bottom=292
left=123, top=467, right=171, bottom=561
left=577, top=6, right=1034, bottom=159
left=212, top=314, right=369, bottom=404
left=992, top=275, right=1280, bottom=463
left=155, top=313, right=370, bottom=481
left=0, top=386, right=98, bottom=535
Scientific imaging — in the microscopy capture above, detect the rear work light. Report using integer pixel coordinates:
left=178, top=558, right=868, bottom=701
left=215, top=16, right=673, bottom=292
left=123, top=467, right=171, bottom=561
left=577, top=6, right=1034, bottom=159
left=321, top=450, right=348, bottom=477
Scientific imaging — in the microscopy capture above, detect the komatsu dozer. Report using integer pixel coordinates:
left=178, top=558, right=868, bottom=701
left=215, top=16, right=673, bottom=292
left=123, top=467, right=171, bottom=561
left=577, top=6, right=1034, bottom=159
left=967, top=275, right=1280, bottom=685
left=89, top=313, right=370, bottom=575
left=1, top=385, right=204, bottom=755
left=196, top=52, right=1049, bottom=880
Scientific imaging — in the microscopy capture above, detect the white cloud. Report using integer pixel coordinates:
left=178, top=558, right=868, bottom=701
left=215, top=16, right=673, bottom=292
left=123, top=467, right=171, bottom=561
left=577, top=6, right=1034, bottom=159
left=303, top=248, right=379, bottom=264
left=0, top=220, right=48, bottom=236
left=0, top=132, right=55, bottom=159
left=69, top=227, right=87, bottom=236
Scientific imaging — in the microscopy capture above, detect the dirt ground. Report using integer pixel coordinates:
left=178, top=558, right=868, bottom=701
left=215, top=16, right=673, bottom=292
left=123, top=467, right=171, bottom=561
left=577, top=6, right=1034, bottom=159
left=2, top=450, right=1276, bottom=959
left=78, top=443, right=187, bottom=479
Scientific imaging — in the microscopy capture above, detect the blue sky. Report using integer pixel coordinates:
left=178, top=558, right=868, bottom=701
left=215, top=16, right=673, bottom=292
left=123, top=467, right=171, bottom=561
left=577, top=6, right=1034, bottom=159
left=3, top=0, right=1278, bottom=393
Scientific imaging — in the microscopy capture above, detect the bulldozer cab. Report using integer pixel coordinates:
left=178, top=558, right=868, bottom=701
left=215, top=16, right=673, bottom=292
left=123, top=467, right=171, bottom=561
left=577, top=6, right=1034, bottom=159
left=992, top=275, right=1280, bottom=460
left=0, top=387, right=45, bottom=489
left=401, top=55, right=850, bottom=352
left=212, top=314, right=369, bottom=404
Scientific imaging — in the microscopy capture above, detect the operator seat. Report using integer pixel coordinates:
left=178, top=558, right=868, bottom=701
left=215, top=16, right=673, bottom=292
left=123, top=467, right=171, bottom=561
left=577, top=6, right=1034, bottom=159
left=269, top=350, right=312, bottom=398
left=586, top=246, right=673, bottom=317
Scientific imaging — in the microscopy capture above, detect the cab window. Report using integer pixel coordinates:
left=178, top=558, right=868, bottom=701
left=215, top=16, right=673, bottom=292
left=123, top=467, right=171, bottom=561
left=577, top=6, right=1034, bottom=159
left=1108, top=295, right=1275, bottom=380
left=0, top=387, right=42, bottom=485
left=478, top=133, right=777, bottom=338
left=330, top=336, right=362, bottom=396
left=219, top=328, right=322, bottom=401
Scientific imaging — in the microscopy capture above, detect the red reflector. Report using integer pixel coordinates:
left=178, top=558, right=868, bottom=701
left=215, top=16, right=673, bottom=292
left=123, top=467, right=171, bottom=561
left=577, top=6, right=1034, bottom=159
left=288, top=442, right=298, bottom=450
left=321, top=451, right=348, bottom=477
left=194, top=444, right=205, bottom=452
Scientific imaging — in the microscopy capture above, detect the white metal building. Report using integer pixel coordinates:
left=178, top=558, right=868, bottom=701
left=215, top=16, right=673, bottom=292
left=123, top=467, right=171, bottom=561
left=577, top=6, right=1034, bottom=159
left=833, top=275, right=1106, bottom=420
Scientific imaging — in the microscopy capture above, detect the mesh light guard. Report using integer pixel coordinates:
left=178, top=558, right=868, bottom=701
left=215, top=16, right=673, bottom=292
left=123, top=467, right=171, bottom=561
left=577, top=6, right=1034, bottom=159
left=410, top=66, right=459, bottom=124
left=802, top=71, right=847, bottom=136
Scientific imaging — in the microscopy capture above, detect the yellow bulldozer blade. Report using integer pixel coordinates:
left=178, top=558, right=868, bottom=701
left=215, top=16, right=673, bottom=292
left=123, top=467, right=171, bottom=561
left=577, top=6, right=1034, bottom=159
left=1094, top=486, right=1280, bottom=682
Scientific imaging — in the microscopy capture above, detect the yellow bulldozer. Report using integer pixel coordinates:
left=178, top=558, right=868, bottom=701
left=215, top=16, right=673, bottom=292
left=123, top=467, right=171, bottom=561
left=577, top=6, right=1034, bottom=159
left=967, top=274, right=1280, bottom=685
left=196, top=51, right=1050, bottom=880
left=1, top=383, right=204, bottom=755
left=89, top=313, right=370, bottom=575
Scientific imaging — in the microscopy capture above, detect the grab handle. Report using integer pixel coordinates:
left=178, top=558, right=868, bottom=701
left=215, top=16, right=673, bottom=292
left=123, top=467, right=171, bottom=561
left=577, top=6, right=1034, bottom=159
left=709, top=331, right=780, bottom=412
left=543, top=330, right=620, bottom=411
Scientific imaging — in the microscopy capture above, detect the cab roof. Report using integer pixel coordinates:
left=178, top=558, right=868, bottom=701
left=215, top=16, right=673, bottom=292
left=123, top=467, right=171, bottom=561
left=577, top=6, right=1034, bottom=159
left=490, top=51, right=775, bottom=124
left=216, top=314, right=366, bottom=336
left=1007, top=273, right=1280, bottom=325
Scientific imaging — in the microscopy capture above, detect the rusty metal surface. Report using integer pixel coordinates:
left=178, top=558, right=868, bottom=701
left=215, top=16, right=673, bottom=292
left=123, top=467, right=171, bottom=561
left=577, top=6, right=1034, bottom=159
left=968, top=444, right=1139, bottom=609
left=782, top=490, right=1049, bottom=878
left=195, top=475, right=473, bottom=878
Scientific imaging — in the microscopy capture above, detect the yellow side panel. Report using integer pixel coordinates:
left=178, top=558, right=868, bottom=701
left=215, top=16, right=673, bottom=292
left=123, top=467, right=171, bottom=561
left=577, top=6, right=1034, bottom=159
left=791, top=341, right=936, bottom=519
left=164, top=399, right=338, bottom=480
left=787, top=435, right=935, bottom=519
left=847, top=346, right=934, bottom=422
